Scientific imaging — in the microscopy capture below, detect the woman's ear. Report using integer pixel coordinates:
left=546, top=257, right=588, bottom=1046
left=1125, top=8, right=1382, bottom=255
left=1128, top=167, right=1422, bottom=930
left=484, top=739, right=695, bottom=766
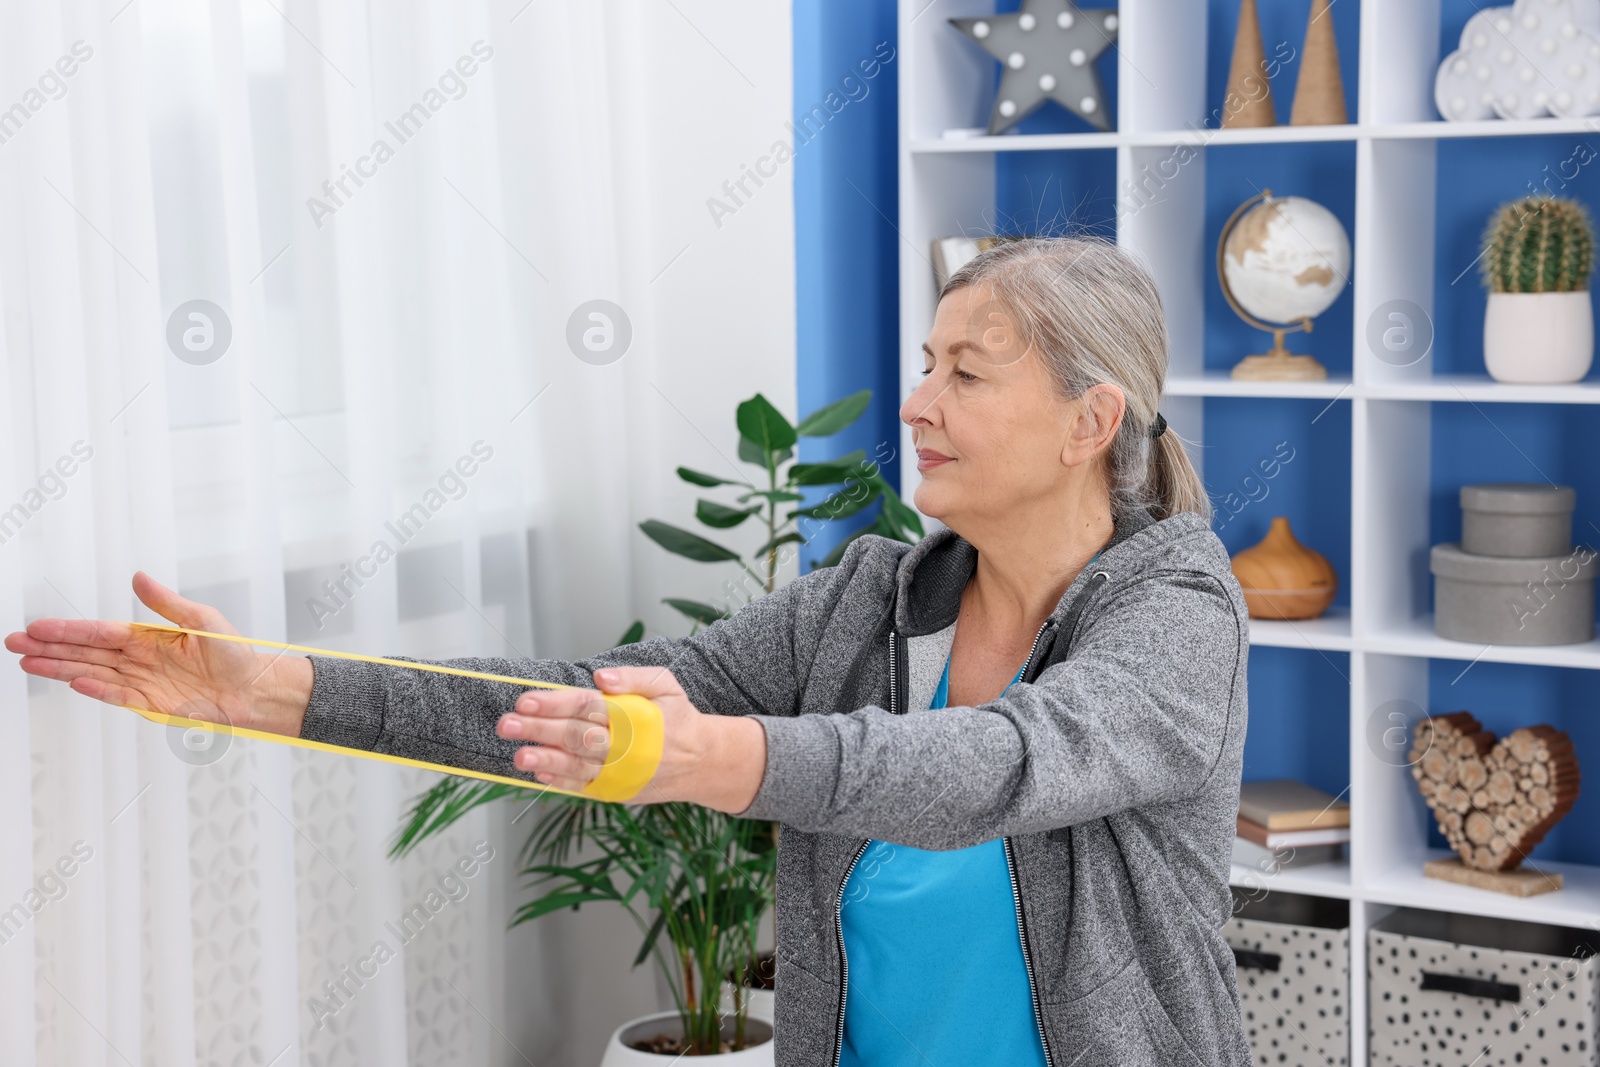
left=1059, top=384, right=1126, bottom=468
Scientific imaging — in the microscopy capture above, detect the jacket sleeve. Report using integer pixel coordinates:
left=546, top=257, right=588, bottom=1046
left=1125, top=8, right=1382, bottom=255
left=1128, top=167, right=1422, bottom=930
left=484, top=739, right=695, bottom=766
left=734, top=567, right=1246, bottom=847
left=296, top=535, right=881, bottom=783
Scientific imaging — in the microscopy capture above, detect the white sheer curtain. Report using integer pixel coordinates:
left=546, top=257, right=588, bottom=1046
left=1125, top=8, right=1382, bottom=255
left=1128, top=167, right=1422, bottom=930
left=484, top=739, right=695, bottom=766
left=0, top=1, right=794, bottom=1065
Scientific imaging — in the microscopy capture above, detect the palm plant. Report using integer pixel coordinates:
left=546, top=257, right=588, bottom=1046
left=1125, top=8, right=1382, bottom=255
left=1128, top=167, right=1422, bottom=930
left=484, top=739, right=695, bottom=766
left=390, top=389, right=921, bottom=1055
left=392, top=781, right=776, bottom=1054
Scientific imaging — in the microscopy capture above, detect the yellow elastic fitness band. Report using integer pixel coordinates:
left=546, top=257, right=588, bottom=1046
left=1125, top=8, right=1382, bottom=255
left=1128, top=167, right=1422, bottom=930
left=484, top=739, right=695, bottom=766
left=120, top=623, right=665, bottom=804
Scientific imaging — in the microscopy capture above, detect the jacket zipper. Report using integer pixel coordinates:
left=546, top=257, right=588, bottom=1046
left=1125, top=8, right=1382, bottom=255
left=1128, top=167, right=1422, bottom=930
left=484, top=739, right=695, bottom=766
left=1005, top=836, right=1056, bottom=1066
left=1008, top=618, right=1056, bottom=1067
left=1018, top=617, right=1054, bottom=683
left=831, top=838, right=870, bottom=1067
left=887, top=628, right=900, bottom=717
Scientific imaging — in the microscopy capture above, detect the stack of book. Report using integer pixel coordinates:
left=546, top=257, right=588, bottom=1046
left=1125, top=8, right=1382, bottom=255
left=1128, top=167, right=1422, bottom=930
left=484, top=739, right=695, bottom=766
left=1233, top=779, right=1349, bottom=874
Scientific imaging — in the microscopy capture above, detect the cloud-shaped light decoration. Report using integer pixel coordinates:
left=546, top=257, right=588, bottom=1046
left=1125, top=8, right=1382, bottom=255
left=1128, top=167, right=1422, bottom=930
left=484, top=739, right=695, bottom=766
left=1436, top=0, right=1600, bottom=120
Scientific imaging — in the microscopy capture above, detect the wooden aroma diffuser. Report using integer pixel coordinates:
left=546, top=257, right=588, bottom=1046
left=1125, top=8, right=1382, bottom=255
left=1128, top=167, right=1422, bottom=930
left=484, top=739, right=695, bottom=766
left=1230, top=516, right=1338, bottom=620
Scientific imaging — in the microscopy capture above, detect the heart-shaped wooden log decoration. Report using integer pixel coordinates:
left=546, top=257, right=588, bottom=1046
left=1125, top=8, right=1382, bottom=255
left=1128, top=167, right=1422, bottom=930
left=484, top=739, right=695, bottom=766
left=1408, top=711, right=1579, bottom=872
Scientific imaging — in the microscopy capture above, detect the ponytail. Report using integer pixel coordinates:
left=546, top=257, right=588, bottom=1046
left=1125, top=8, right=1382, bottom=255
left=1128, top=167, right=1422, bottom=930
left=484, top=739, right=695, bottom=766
left=1147, top=425, right=1212, bottom=523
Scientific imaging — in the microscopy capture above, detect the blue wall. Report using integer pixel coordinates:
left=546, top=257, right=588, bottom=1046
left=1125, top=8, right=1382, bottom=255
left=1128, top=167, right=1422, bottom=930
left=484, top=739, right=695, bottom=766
left=793, top=0, right=902, bottom=571
left=794, top=0, right=1599, bottom=866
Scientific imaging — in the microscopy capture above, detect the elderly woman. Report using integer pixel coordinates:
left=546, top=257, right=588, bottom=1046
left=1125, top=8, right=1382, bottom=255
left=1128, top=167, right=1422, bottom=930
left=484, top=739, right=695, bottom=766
left=10, top=236, right=1251, bottom=1067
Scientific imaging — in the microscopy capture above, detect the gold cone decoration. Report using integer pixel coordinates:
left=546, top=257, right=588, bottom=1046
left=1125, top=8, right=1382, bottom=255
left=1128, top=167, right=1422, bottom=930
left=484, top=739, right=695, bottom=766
left=1223, top=0, right=1277, bottom=128
left=1290, top=0, right=1348, bottom=125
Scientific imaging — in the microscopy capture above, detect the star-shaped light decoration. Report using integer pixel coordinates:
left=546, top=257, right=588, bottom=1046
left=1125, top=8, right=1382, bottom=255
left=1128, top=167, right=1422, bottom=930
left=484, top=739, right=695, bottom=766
left=950, top=1, right=1120, bottom=134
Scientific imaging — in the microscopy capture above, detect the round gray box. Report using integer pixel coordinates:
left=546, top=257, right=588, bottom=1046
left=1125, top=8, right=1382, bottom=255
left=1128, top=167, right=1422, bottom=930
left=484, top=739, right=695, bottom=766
left=1431, top=541, right=1597, bottom=645
left=1459, top=483, right=1575, bottom=558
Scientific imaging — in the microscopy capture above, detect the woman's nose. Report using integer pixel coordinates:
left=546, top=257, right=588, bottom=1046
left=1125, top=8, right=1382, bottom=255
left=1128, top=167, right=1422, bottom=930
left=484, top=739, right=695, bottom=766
left=901, top=374, right=940, bottom=426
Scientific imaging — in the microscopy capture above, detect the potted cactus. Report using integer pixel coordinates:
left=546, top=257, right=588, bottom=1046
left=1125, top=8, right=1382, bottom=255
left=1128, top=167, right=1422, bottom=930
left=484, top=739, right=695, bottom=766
left=1480, top=195, right=1596, bottom=383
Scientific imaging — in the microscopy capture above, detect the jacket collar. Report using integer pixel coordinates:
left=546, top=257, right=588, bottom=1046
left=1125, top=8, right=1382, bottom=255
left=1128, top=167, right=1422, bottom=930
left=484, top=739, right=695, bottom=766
left=891, top=504, right=1159, bottom=636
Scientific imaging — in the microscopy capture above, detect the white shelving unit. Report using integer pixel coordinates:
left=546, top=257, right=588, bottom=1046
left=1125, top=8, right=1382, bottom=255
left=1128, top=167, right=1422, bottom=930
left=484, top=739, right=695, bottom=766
left=896, top=2, right=1600, bottom=1064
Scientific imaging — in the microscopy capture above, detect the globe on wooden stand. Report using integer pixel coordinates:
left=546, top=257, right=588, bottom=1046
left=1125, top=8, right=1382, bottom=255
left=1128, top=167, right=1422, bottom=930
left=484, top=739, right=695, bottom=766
left=1218, top=187, right=1352, bottom=381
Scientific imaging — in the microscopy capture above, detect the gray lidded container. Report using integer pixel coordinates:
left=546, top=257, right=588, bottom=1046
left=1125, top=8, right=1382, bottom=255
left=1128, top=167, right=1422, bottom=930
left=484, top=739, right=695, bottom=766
left=1431, top=542, right=1598, bottom=645
left=1460, top=483, right=1575, bottom=558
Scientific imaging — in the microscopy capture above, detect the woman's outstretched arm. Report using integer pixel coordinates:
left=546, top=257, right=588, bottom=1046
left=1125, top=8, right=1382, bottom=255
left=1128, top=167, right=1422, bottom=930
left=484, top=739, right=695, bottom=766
left=293, top=586, right=814, bottom=808
left=6, top=539, right=886, bottom=811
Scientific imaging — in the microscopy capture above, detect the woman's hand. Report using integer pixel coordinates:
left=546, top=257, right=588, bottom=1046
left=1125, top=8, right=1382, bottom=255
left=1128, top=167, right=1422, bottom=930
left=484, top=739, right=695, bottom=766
left=4, top=571, right=313, bottom=737
left=495, top=666, right=768, bottom=812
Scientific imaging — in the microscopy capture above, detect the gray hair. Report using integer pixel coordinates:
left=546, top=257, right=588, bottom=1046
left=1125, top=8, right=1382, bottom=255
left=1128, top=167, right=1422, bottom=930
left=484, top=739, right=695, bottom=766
left=940, top=234, right=1211, bottom=523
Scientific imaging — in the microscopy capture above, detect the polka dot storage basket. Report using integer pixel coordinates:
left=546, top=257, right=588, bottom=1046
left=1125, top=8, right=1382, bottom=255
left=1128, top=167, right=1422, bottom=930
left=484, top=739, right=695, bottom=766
left=1368, top=907, right=1599, bottom=1066
left=1226, top=888, right=1351, bottom=1066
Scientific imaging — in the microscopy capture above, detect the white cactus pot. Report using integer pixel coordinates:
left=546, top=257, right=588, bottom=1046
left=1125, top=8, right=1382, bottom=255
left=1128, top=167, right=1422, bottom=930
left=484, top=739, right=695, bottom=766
left=598, top=1009, right=774, bottom=1067
left=1483, top=290, right=1594, bottom=383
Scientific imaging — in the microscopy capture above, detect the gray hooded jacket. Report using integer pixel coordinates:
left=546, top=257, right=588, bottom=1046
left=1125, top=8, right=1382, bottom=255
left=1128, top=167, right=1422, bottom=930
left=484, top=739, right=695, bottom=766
left=300, top=505, right=1253, bottom=1067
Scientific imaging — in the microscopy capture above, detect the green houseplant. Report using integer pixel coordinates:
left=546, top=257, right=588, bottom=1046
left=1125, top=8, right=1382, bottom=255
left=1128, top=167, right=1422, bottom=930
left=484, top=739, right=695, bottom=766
left=390, top=389, right=920, bottom=1056
left=635, top=389, right=923, bottom=631
left=393, top=782, right=777, bottom=1056
left=1480, top=194, right=1596, bottom=384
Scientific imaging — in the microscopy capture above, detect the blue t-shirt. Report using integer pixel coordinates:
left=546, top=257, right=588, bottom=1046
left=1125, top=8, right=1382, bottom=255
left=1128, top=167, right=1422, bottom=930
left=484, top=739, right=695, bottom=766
left=837, top=548, right=1104, bottom=1066
left=837, top=654, right=1047, bottom=1067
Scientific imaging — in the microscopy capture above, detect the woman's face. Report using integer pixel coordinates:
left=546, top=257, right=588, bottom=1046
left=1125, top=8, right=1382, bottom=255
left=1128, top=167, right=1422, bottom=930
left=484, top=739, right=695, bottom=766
left=901, top=284, right=1121, bottom=527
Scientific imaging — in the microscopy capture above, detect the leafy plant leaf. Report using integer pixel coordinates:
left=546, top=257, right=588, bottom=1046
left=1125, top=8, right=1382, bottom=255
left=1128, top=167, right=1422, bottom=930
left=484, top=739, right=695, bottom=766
left=876, top=480, right=924, bottom=538
left=752, top=532, right=804, bottom=559
left=820, top=510, right=907, bottom=567
left=790, top=452, right=869, bottom=486
left=735, top=394, right=797, bottom=456
left=633, top=905, right=670, bottom=968
left=631, top=873, right=689, bottom=967
left=678, top=466, right=745, bottom=488
left=511, top=887, right=617, bottom=924
left=639, top=520, right=741, bottom=563
left=696, top=499, right=760, bottom=528
left=389, top=779, right=523, bottom=859
left=616, top=620, right=645, bottom=646
left=663, top=598, right=731, bottom=625
left=796, top=389, right=871, bottom=438
left=737, top=438, right=793, bottom=468
left=792, top=479, right=880, bottom=521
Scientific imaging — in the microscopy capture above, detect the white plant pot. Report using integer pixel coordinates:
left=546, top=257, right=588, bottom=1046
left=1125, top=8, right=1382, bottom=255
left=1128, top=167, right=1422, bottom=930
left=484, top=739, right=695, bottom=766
left=598, top=1009, right=774, bottom=1067
left=1483, top=290, right=1594, bottom=383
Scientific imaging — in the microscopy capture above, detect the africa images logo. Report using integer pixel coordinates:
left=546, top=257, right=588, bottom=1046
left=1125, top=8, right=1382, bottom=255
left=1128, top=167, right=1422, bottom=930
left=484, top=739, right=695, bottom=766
left=304, top=441, right=494, bottom=630
left=165, top=300, right=232, bottom=365
left=704, top=40, right=895, bottom=229
left=305, top=41, right=495, bottom=229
